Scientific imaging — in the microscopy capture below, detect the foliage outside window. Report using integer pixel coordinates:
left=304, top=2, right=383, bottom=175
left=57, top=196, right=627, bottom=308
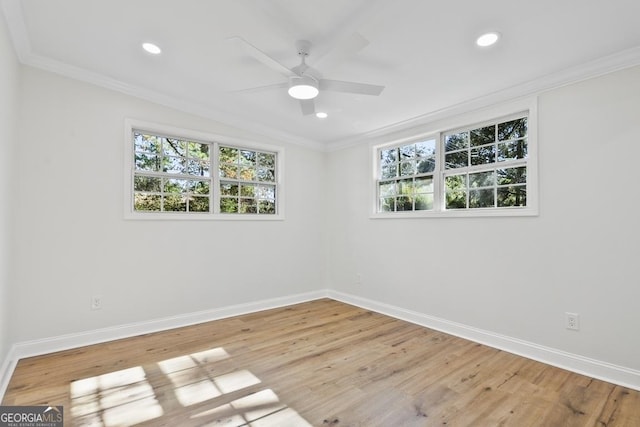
left=375, top=113, right=533, bottom=216
left=129, top=125, right=280, bottom=218
left=443, top=116, right=528, bottom=210
left=378, top=139, right=436, bottom=212
left=218, top=146, right=277, bottom=214
left=133, top=132, right=211, bottom=213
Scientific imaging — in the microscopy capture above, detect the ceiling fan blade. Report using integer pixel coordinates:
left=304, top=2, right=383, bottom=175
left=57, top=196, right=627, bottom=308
left=300, top=99, right=316, bottom=116
left=320, top=79, right=385, bottom=96
left=228, top=36, right=295, bottom=77
left=230, top=82, right=288, bottom=95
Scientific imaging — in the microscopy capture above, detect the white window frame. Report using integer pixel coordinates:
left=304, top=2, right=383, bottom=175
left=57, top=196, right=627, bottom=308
left=371, top=97, right=538, bottom=218
left=124, top=119, right=285, bottom=220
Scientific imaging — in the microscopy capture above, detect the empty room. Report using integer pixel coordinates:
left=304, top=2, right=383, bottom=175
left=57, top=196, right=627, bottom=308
left=1, top=1, right=639, bottom=426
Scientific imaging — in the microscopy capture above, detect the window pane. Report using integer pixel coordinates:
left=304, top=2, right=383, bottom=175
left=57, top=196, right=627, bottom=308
left=380, top=148, right=398, bottom=165
left=398, top=179, right=414, bottom=196
left=415, top=194, right=434, bottom=210
left=497, top=167, right=527, bottom=185
left=498, top=140, right=528, bottom=161
left=219, top=164, right=238, bottom=179
left=399, top=144, right=415, bottom=159
left=164, top=194, right=187, bottom=212
left=187, top=160, right=210, bottom=177
left=416, top=140, right=436, bottom=157
left=379, top=182, right=396, bottom=197
left=239, top=150, right=256, bottom=166
left=498, top=186, right=527, bottom=207
left=445, top=151, right=468, bottom=169
left=399, top=161, right=415, bottom=176
left=498, top=117, right=527, bottom=141
left=445, top=132, right=469, bottom=151
left=469, top=171, right=495, bottom=188
left=239, top=198, right=257, bottom=213
left=240, top=184, right=255, bottom=197
left=415, top=177, right=433, bottom=193
left=445, top=175, right=467, bottom=209
left=257, top=167, right=275, bottom=182
left=417, top=159, right=435, bottom=173
left=470, top=145, right=496, bottom=165
left=134, top=133, right=162, bottom=153
left=381, top=165, right=397, bottom=179
left=220, top=198, right=238, bottom=213
left=257, top=185, right=275, bottom=200
left=189, top=196, right=210, bottom=212
left=164, top=178, right=189, bottom=193
left=163, top=139, right=186, bottom=157
left=189, top=180, right=210, bottom=195
left=380, top=197, right=395, bottom=212
left=134, top=175, right=161, bottom=192
left=162, top=156, right=187, bottom=174
left=220, top=182, right=238, bottom=196
left=258, top=200, right=276, bottom=214
left=134, top=194, right=161, bottom=211
left=135, top=153, right=160, bottom=171
left=396, top=196, right=413, bottom=211
left=239, top=167, right=256, bottom=181
left=469, top=188, right=495, bottom=208
left=470, top=125, right=495, bottom=147
left=258, top=152, right=275, bottom=168
left=219, top=147, right=238, bottom=164
left=187, top=142, right=209, bottom=160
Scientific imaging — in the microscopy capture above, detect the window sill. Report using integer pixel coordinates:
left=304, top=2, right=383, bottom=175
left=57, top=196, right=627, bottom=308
left=124, top=212, right=285, bottom=221
left=370, top=207, right=538, bottom=219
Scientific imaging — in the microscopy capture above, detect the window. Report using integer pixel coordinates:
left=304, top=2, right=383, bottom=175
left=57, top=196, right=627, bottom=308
left=125, top=120, right=283, bottom=219
left=218, top=146, right=277, bottom=214
left=373, top=108, right=537, bottom=217
left=379, top=139, right=437, bottom=212
left=443, top=116, right=528, bottom=210
left=133, top=132, right=212, bottom=213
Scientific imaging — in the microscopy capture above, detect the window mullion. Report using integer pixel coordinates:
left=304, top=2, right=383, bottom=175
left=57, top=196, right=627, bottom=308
left=212, top=142, right=220, bottom=214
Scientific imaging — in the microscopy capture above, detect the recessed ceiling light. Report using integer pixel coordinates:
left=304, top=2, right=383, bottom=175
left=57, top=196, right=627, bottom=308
left=142, top=42, right=162, bottom=55
left=476, top=32, right=500, bottom=47
left=315, top=112, right=328, bottom=119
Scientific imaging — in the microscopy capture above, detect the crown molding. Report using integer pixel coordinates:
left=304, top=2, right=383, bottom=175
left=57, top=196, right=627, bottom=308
left=0, top=0, right=325, bottom=151
left=3, top=0, right=640, bottom=153
left=24, top=53, right=327, bottom=151
left=327, top=45, right=640, bottom=151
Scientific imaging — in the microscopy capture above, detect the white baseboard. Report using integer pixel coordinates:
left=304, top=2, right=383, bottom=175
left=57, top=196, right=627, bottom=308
left=3, top=288, right=639, bottom=401
left=0, top=346, right=18, bottom=403
left=327, top=290, right=640, bottom=392
left=0, top=290, right=329, bottom=400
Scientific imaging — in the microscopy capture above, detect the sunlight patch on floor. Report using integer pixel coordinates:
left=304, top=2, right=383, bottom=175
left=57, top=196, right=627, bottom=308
left=69, top=346, right=311, bottom=426
left=70, top=366, right=163, bottom=426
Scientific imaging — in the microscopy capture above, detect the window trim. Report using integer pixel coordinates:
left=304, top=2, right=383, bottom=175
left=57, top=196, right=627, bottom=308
left=370, top=97, right=538, bottom=218
left=124, top=119, right=285, bottom=220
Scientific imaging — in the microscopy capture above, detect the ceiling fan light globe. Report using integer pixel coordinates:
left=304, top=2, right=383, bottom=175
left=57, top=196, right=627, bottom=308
left=288, top=76, right=319, bottom=99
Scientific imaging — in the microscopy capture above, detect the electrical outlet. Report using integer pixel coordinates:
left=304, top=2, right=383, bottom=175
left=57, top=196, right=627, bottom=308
left=91, top=295, right=103, bottom=310
left=565, top=312, right=579, bottom=331
left=356, top=273, right=362, bottom=285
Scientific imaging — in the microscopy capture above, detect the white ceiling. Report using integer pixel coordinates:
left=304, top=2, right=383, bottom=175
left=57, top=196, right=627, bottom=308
left=2, top=0, right=640, bottom=149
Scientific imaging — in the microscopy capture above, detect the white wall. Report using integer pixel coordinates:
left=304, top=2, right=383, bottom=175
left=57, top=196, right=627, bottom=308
left=0, top=9, right=20, bottom=369
left=327, top=66, right=640, bottom=371
left=3, top=34, right=639, bottom=389
left=9, top=67, right=327, bottom=342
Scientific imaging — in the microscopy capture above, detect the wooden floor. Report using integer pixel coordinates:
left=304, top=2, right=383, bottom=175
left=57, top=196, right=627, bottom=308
left=3, top=299, right=640, bottom=426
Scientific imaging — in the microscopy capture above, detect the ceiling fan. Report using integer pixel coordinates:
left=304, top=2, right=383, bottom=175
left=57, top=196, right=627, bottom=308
left=230, top=36, right=385, bottom=116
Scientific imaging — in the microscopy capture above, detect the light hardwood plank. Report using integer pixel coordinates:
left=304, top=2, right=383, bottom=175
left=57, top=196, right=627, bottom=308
left=3, top=299, right=640, bottom=426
